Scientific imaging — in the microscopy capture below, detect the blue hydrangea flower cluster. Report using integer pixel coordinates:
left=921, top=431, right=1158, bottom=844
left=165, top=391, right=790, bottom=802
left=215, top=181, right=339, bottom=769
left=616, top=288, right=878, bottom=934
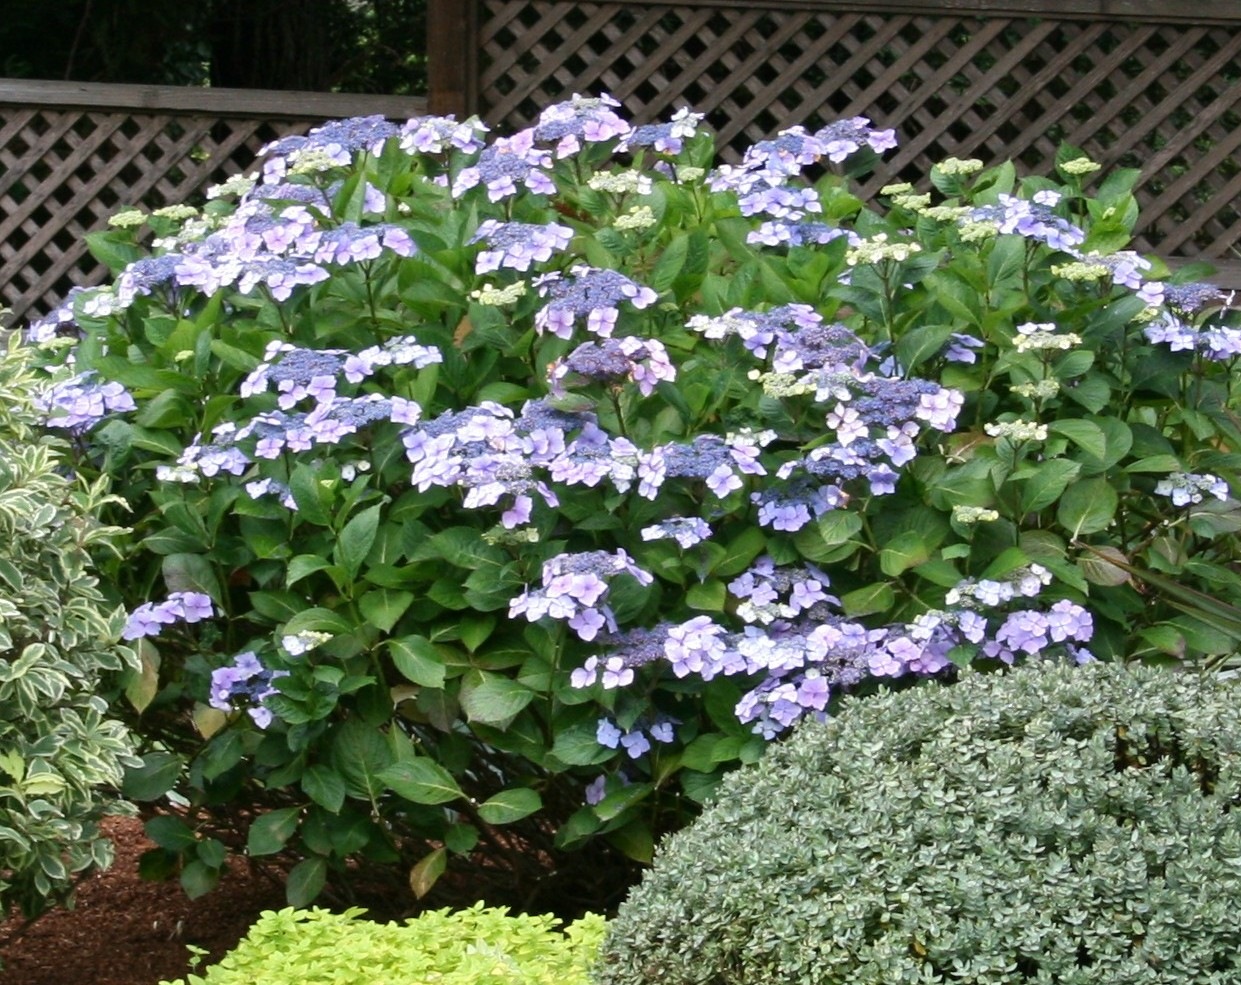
left=965, top=192, right=1086, bottom=252
left=471, top=220, right=574, bottom=273
left=39, top=371, right=136, bottom=432
left=531, top=93, right=630, bottom=157
left=1143, top=307, right=1241, bottom=360
left=533, top=265, right=658, bottom=339
left=453, top=129, right=556, bottom=201
left=570, top=560, right=1093, bottom=741
left=616, top=106, right=704, bottom=155
left=549, top=336, right=676, bottom=398
left=1153, top=471, right=1230, bottom=506
left=509, top=549, right=654, bottom=641
left=639, top=516, right=712, bottom=548
left=595, top=715, right=678, bottom=759
left=122, top=591, right=215, bottom=641
left=209, top=651, right=288, bottom=729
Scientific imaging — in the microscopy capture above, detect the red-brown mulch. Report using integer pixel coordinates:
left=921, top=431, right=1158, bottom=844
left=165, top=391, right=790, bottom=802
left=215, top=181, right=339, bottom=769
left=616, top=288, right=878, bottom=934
left=0, top=816, right=288, bottom=985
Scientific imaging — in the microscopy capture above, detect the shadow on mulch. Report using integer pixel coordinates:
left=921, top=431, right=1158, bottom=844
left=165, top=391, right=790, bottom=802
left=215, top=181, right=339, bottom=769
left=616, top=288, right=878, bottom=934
left=0, top=816, right=288, bottom=985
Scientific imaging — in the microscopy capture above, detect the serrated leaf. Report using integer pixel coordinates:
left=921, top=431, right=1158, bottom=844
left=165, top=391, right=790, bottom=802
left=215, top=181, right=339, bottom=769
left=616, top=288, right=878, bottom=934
left=145, top=815, right=196, bottom=851
left=1019, top=459, right=1081, bottom=514
left=710, top=527, right=767, bottom=577
left=334, top=504, right=382, bottom=579
left=1126, top=454, right=1184, bottom=474
left=124, top=640, right=160, bottom=713
left=551, top=723, right=616, bottom=766
left=286, top=856, right=327, bottom=907
left=246, top=806, right=301, bottom=856
left=477, top=788, right=542, bottom=824
left=1057, top=477, right=1118, bottom=536
left=389, top=635, right=447, bottom=688
left=840, top=582, right=895, bottom=617
left=1047, top=419, right=1107, bottom=463
left=1077, top=544, right=1131, bottom=586
left=358, top=589, right=414, bottom=633
left=122, top=751, right=181, bottom=801
left=686, top=580, right=726, bottom=611
left=180, top=860, right=219, bottom=900
left=301, top=764, right=346, bottom=813
left=378, top=758, right=463, bottom=805
left=878, top=530, right=931, bottom=577
left=459, top=671, right=535, bottom=725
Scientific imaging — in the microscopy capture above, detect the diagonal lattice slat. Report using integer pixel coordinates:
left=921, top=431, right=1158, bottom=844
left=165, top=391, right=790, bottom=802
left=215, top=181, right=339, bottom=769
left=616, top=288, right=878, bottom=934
left=475, top=1, right=1241, bottom=272
left=0, top=109, right=312, bottom=324
left=0, top=83, right=427, bottom=325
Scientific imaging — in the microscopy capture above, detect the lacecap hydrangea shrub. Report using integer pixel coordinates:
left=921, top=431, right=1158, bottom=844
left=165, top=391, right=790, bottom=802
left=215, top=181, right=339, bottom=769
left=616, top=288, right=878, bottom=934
left=160, top=903, right=604, bottom=985
left=596, top=660, right=1241, bottom=985
left=29, top=94, right=1241, bottom=906
left=0, top=332, right=138, bottom=923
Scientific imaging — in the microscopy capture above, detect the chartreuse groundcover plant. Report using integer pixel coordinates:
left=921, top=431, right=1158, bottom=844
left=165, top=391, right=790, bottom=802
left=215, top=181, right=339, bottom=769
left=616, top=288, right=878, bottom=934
left=30, top=94, right=1241, bottom=907
left=596, top=660, right=1241, bottom=984
left=160, top=903, right=604, bottom=985
left=0, top=332, right=138, bottom=925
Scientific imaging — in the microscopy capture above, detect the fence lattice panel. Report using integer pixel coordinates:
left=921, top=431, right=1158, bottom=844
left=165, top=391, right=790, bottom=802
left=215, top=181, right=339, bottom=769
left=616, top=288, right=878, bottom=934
left=0, top=83, right=427, bottom=325
left=471, top=0, right=1241, bottom=270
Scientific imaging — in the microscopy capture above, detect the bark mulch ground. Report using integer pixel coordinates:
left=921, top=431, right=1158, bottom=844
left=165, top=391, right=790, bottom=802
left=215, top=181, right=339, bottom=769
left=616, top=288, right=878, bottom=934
left=0, top=816, right=287, bottom=985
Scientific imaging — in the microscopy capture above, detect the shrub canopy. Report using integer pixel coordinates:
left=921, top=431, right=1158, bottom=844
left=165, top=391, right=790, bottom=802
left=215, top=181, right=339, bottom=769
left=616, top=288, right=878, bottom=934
left=597, top=661, right=1241, bottom=984
left=0, top=334, right=137, bottom=921
left=29, top=95, right=1241, bottom=909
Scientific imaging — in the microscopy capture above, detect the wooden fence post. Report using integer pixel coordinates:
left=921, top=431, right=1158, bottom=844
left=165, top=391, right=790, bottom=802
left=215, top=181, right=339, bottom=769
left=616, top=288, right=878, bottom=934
left=428, top=0, right=479, bottom=118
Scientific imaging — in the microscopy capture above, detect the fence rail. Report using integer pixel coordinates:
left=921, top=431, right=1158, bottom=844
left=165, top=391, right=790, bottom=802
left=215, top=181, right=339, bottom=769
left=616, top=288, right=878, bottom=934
left=0, top=80, right=426, bottom=324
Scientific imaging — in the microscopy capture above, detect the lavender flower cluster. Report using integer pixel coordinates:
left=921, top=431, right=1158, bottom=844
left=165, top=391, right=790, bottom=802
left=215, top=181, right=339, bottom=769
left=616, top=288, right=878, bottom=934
left=1153, top=471, right=1230, bottom=506
left=595, top=715, right=677, bottom=759
left=533, top=266, right=658, bottom=339
left=122, top=591, right=214, bottom=641
left=685, top=306, right=964, bottom=530
left=569, top=561, right=1093, bottom=741
left=39, top=371, right=136, bottom=432
left=549, top=336, right=676, bottom=398
left=963, top=192, right=1086, bottom=252
left=209, top=651, right=287, bottom=729
left=509, top=549, right=654, bottom=641
left=471, top=220, right=574, bottom=273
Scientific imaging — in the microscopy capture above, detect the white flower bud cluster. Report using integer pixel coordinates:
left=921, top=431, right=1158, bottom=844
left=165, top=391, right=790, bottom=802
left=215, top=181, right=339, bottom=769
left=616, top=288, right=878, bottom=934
left=1011, top=379, right=1061, bottom=400
left=951, top=505, right=1000, bottom=524
left=1060, top=156, right=1102, bottom=175
left=1012, top=322, right=1081, bottom=353
left=933, top=157, right=984, bottom=176
left=107, top=208, right=147, bottom=229
left=845, top=233, right=922, bottom=266
left=613, top=205, right=657, bottom=231
left=984, top=419, right=1049, bottom=442
left=958, top=220, right=1000, bottom=242
left=151, top=204, right=200, bottom=221
left=587, top=170, right=653, bottom=195
left=206, top=173, right=258, bottom=199
left=470, top=281, right=528, bottom=306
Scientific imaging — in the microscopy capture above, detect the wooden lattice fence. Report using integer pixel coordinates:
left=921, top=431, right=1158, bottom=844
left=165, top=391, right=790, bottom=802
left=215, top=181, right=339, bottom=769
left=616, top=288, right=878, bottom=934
left=429, top=0, right=1241, bottom=283
left=0, top=81, right=426, bottom=325
left=6, top=1, right=1241, bottom=320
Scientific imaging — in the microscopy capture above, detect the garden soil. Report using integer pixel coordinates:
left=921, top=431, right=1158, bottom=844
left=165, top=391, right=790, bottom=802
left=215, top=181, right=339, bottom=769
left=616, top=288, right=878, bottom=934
left=0, top=816, right=287, bottom=985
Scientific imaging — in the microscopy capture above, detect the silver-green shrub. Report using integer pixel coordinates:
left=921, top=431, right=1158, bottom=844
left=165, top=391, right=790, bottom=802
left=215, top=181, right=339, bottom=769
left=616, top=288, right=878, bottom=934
left=596, top=661, right=1241, bottom=984
left=0, top=332, right=138, bottom=920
